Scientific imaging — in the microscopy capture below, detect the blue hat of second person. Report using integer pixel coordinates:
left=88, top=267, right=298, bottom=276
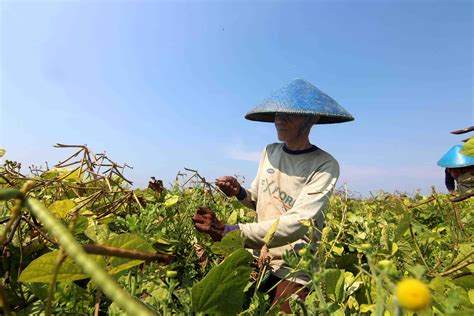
left=245, top=79, right=354, bottom=124
left=437, top=145, right=474, bottom=168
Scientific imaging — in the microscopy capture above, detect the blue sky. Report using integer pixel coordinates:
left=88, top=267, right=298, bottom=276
left=0, top=0, right=472, bottom=196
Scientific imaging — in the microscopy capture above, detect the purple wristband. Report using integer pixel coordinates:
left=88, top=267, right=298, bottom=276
left=223, top=224, right=240, bottom=235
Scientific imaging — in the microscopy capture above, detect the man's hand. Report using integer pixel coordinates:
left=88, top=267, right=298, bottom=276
left=192, top=207, right=225, bottom=241
left=215, top=176, right=241, bottom=197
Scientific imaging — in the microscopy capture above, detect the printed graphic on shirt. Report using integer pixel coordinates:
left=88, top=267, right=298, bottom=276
left=261, top=178, right=295, bottom=210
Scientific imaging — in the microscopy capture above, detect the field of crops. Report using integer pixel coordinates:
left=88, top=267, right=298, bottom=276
left=0, top=145, right=472, bottom=315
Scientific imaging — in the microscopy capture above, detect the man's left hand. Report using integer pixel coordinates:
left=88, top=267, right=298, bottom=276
left=192, top=207, right=225, bottom=241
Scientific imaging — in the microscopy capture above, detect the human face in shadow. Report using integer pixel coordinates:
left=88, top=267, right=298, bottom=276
left=274, top=113, right=310, bottom=144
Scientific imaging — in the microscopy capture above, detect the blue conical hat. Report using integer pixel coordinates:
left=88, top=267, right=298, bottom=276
left=437, top=145, right=474, bottom=168
left=245, top=79, right=354, bottom=124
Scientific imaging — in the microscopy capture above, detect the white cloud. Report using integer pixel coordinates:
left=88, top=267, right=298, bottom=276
left=226, top=145, right=261, bottom=162
left=340, top=164, right=440, bottom=180
left=341, top=164, right=388, bottom=178
left=338, top=163, right=445, bottom=196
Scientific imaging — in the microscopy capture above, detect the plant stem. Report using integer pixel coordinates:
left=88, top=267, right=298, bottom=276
left=0, top=282, right=12, bottom=316
left=94, top=289, right=101, bottom=316
left=45, top=250, right=66, bottom=316
left=440, top=259, right=474, bottom=276
left=409, top=223, right=430, bottom=269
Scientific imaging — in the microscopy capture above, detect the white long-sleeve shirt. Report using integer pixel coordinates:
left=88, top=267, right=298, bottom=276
left=237, top=142, right=339, bottom=283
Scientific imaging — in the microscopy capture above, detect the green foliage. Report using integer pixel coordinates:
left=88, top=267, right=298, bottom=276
left=394, top=211, right=411, bottom=241
left=263, top=218, right=279, bottom=245
left=0, top=150, right=473, bottom=315
left=19, top=251, right=89, bottom=283
left=25, top=198, right=154, bottom=316
left=19, top=234, right=156, bottom=283
left=48, top=199, right=77, bottom=219
left=323, top=269, right=345, bottom=304
left=191, top=248, right=253, bottom=315
left=162, top=193, right=179, bottom=208
left=105, top=234, right=155, bottom=274
left=461, top=136, right=474, bottom=157
left=211, top=230, right=245, bottom=256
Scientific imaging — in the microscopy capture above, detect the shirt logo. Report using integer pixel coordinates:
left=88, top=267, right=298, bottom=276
left=261, top=178, right=295, bottom=210
left=267, top=168, right=275, bottom=174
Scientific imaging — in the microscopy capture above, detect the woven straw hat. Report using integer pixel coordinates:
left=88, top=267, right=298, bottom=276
left=245, top=79, right=354, bottom=124
left=438, top=145, right=474, bottom=168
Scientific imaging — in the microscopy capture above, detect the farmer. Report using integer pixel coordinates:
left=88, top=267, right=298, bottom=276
left=192, top=79, right=354, bottom=313
left=438, top=144, right=474, bottom=193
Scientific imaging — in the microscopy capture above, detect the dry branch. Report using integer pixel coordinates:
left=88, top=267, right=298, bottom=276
left=450, top=191, right=474, bottom=203
left=450, top=126, right=474, bottom=135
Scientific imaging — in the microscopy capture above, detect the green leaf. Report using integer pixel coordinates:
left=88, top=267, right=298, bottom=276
left=150, top=286, right=169, bottom=303
left=104, top=233, right=155, bottom=275
left=16, top=300, right=45, bottom=316
left=347, top=213, right=364, bottom=223
left=41, top=170, right=60, bottom=180
left=84, top=222, right=114, bottom=244
left=211, top=230, right=245, bottom=256
left=18, top=251, right=89, bottom=283
left=73, top=216, right=89, bottom=235
left=108, top=302, right=123, bottom=316
left=460, top=137, right=474, bottom=157
left=0, top=148, right=5, bottom=158
left=19, top=234, right=155, bottom=284
left=323, top=269, right=345, bottom=304
left=391, top=242, right=399, bottom=256
left=394, top=212, right=411, bottom=241
left=227, top=210, right=238, bottom=224
left=327, top=305, right=345, bottom=316
left=444, top=287, right=472, bottom=313
left=453, top=243, right=473, bottom=268
left=163, top=194, right=179, bottom=208
left=192, top=248, right=253, bottom=315
left=345, top=272, right=363, bottom=296
left=360, top=304, right=375, bottom=313
left=299, top=219, right=312, bottom=227
left=41, top=168, right=82, bottom=182
left=152, top=237, right=174, bottom=252
left=453, top=273, right=474, bottom=290
left=135, top=188, right=159, bottom=203
left=332, top=245, right=344, bottom=256
left=57, top=168, right=83, bottom=183
left=346, top=295, right=359, bottom=310
left=48, top=199, right=77, bottom=219
left=263, top=218, right=279, bottom=245
left=27, top=283, right=49, bottom=301
left=407, top=264, right=427, bottom=279
left=430, top=276, right=450, bottom=295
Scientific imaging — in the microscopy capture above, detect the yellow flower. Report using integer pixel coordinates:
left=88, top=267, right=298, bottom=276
left=396, top=278, right=430, bottom=311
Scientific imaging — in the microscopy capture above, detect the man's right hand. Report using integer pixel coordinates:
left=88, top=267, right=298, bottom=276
left=215, top=176, right=241, bottom=197
left=192, top=207, right=225, bottom=242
